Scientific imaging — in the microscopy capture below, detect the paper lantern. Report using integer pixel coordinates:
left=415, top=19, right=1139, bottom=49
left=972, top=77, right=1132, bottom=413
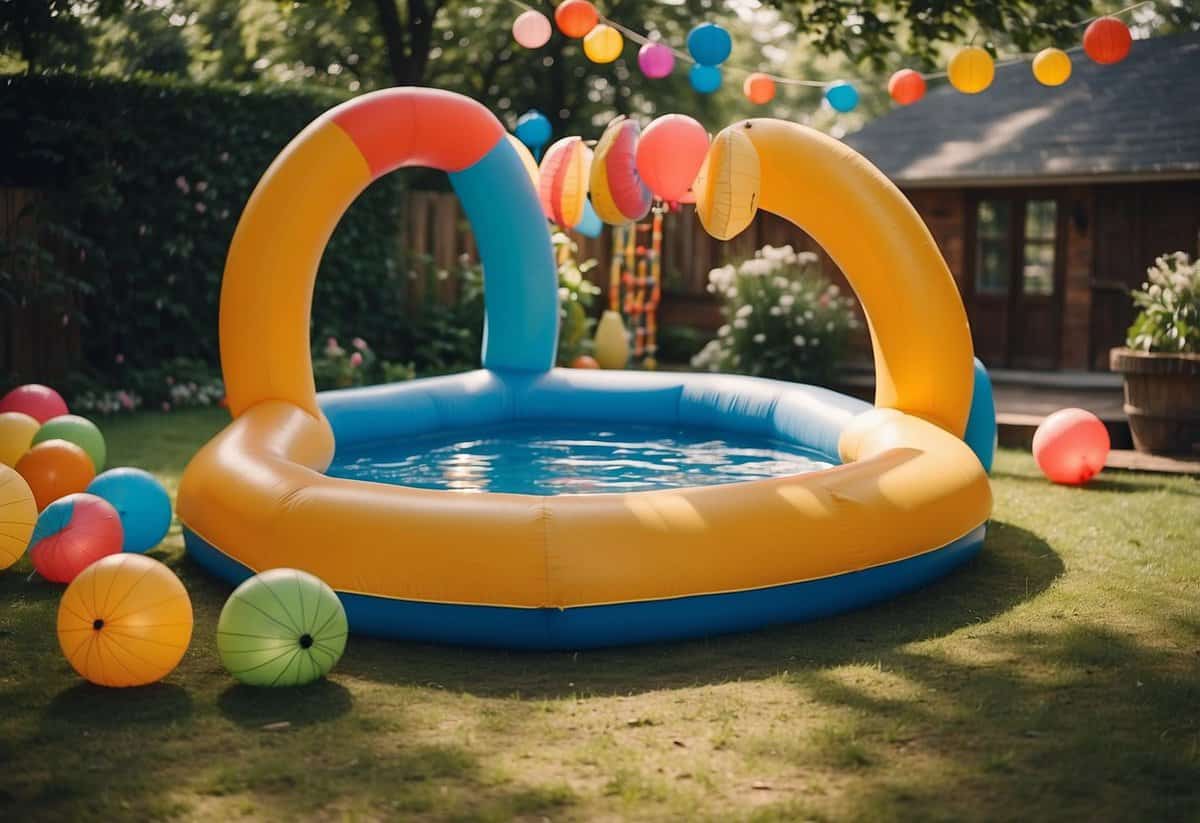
left=637, top=42, right=674, bottom=79
left=743, top=72, right=776, bottom=104
left=948, top=46, right=994, bottom=94
left=694, top=126, right=760, bottom=241
left=539, top=136, right=592, bottom=227
left=687, top=22, right=732, bottom=65
left=514, top=109, right=552, bottom=158
left=218, top=568, right=347, bottom=687
left=0, top=411, right=39, bottom=468
left=590, top=116, right=652, bottom=225
left=0, top=465, right=36, bottom=571
left=583, top=24, right=623, bottom=64
left=689, top=64, right=722, bottom=94
left=506, top=134, right=540, bottom=189
left=1083, top=16, right=1132, bottom=65
left=636, top=114, right=709, bottom=204
left=512, top=10, right=551, bottom=49
left=554, top=0, right=598, bottom=39
left=825, top=81, right=859, bottom=112
left=1032, top=48, right=1072, bottom=86
left=1033, top=408, right=1110, bottom=485
left=58, top=554, right=192, bottom=687
left=888, top=69, right=926, bottom=105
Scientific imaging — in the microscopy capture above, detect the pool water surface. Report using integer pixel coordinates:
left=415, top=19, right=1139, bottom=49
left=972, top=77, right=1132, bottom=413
left=326, top=420, right=834, bottom=496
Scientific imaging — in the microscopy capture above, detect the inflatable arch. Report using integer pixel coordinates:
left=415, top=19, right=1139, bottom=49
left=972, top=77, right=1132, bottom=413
left=179, top=89, right=993, bottom=650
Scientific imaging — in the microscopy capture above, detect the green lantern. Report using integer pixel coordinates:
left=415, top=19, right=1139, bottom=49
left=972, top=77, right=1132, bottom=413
left=217, top=568, right=348, bottom=687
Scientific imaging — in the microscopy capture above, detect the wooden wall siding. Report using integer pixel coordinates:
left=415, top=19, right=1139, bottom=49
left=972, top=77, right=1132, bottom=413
left=1061, top=187, right=1095, bottom=370
left=1, top=189, right=82, bottom=382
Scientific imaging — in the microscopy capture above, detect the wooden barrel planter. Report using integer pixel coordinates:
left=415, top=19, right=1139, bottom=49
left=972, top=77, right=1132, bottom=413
left=1109, top=348, right=1200, bottom=455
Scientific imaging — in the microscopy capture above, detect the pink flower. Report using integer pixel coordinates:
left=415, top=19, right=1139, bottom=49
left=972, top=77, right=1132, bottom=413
left=350, top=352, right=363, bottom=367
left=194, top=202, right=207, bottom=214
left=161, top=401, right=172, bottom=412
left=175, top=176, right=190, bottom=194
left=352, top=337, right=367, bottom=351
left=115, top=353, right=125, bottom=364
left=166, top=376, right=175, bottom=385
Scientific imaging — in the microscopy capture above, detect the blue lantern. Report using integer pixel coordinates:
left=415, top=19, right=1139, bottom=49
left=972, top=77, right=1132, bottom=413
left=687, top=23, right=732, bottom=65
left=824, top=81, right=859, bottom=113
left=573, top=198, right=603, bottom=238
left=689, top=64, right=723, bottom=94
left=514, top=109, right=552, bottom=160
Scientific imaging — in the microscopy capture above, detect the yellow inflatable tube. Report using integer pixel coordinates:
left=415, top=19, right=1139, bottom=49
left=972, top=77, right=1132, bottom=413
left=179, top=90, right=991, bottom=650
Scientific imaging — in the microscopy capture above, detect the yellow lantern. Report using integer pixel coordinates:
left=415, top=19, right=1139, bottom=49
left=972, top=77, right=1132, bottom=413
left=583, top=24, right=624, bottom=64
left=1032, top=48, right=1072, bottom=87
left=948, top=46, right=994, bottom=94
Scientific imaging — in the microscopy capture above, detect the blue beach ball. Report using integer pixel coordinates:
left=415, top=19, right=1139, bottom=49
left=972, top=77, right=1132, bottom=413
left=87, top=467, right=173, bottom=554
left=687, top=23, right=732, bottom=65
left=689, top=64, right=723, bottom=94
left=825, top=81, right=859, bottom=113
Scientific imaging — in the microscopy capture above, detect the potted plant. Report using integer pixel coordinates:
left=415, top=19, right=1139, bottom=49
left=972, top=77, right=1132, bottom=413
left=1109, top=251, right=1200, bottom=455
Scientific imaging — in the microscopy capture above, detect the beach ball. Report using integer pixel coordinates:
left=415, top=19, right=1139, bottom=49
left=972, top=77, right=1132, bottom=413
left=539, top=136, right=592, bottom=228
left=0, top=411, right=39, bottom=467
left=88, top=468, right=173, bottom=554
left=554, top=0, right=598, bottom=39
left=1083, top=16, right=1132, bottom=65
left=515, top=109, right=552, bottom=157
left=0, top=384, right=68, bottom=424
left=218, top=568, right=348, bottom=687
left=824, top=81, right=859, bottom=112
left=638, top=42, right=674, bottom=79
left=1033, top=48, right=1072, bottom=86
left=16, top=439, right=96, bottom=511
left=1033, top=408, right=1110, bottom=486
left=571, top=355, right=599, bottom=369
left=58, top=553, right=192, bottom=687
left=590, top=116, right=652, bottom=225
left=687, top=22, right=732, bottom=66
left=948, top=46, right=994, bottom=94
left=583, top=24, right=623, bottom=64
left=689, top=64, right=722, bottom=94
left=29, top=493, right=123, bottom=583
left=33, top=414, right=106, bottom=472
left=0, top=465, right=37, bottom=571
left=512, top=10, right=551, bottom=49
left=744, top=72, right=776, bottom=104
left=888, top=69, right=926, bottom=105
left=637, top=114, right=709, bottom=204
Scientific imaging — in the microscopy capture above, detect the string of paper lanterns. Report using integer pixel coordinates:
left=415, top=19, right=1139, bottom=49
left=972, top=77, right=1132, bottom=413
left=509, top=0, right=1143, bottom=111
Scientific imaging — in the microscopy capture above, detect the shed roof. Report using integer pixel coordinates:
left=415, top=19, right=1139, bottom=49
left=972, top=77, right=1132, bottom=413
left=844, top=30, right=1200, bottom=187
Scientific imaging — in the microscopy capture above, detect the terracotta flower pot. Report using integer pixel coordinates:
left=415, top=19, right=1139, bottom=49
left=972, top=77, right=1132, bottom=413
left=1109, top=347, right=1200, bottom=455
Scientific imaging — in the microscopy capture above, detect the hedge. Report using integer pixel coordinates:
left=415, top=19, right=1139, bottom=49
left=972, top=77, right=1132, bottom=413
left=0, top=73, right=422, bottom=383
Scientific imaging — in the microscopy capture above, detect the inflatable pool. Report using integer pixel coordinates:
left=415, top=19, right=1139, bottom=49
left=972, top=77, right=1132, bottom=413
left=178, top=88, right=994, bottom=650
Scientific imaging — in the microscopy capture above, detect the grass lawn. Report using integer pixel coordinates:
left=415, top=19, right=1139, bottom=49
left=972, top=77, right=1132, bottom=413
left=1, top=407, right=1198, bottom=821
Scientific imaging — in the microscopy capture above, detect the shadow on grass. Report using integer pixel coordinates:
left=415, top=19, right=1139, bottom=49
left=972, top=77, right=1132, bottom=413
left=217, top=679, right=353, bottom=727
left=335, top=520, right=1064, bottom=698
left=992, top=469, right=1200, bottom=497
left=43, top=682, right=194, bottom=729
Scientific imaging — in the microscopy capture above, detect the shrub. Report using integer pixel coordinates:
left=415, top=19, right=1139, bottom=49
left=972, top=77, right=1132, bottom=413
left=1126, top=252, right=1199, bottom=354
left=691, top=245, right=858, bottom=385
left=553, top=232, right=602, bottom=365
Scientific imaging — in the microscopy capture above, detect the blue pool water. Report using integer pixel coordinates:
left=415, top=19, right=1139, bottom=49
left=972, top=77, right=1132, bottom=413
left=327, top=421, right=834, bottom=496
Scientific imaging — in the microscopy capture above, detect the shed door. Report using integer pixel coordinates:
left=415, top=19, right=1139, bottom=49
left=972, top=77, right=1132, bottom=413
left=965, top=193, right=1065, bottom=370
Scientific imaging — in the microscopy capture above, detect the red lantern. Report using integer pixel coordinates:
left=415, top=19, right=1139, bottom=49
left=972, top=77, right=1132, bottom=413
left=888, top=69, right=926, bottom=106
left=554, top=0, right=598, bottom=39
left=1083, top=16, right=1132, bottom=65
left=743, top=73, right=776, bottom=105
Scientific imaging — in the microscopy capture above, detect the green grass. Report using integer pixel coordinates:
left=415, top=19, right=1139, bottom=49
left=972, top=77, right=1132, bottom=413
left=1, top=407, right=1198, bottom=821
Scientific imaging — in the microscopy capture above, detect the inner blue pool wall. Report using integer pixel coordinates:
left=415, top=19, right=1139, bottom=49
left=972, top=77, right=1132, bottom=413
left=317, top=368, right=873, bottom=465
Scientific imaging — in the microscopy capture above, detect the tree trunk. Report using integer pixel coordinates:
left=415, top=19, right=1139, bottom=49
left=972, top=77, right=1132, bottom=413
left=372, top=0, right=440, bottom=87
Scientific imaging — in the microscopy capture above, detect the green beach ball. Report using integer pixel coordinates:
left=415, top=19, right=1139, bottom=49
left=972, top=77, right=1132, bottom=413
left=33, top=414, right=106, bottom=472
left=217, top=568, right=348, bottom=687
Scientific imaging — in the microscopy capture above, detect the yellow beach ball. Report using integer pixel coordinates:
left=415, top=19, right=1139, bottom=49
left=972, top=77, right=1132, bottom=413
left=1032, top=48, right=1072, bottom=87
left=583, top=24, right=623, bottom=64
left=948, top=46, right=995, bottom=94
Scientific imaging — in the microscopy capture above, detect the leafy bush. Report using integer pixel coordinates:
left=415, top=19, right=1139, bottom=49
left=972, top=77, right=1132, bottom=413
left=691, top=245, right=858, bottom=385
left=553, top=232, right=602, bottom=365
left=1, top=73, right=408, bottom=379
left=312, top=336, right=415, bottom=391
left=1126, top=252, right=1200, bottom=354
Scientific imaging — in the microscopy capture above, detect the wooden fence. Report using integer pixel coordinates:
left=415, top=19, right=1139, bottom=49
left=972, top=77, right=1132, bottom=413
left=3, top=187, right=848, bottom=380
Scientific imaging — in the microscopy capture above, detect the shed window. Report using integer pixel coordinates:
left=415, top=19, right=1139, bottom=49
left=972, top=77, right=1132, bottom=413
left=974, top=200, right=1011, bottom=295
left=1022, top=200, right=1058, bottom=296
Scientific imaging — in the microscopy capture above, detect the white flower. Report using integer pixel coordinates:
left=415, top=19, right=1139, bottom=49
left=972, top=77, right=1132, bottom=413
left=773, top=276, right=790, bottom=289
left=739, top=258, right=773, bottom=277
left=826, top=321, right=835, bottom=331
left=793, top=335, right=806, bottom=347
left=804, top=310, right=814, bottom=320
left=797, top=251, right=819, bottom=266
left=734, top=317, right=748, bottom=329
left=753, top=333, right=765, bottom=343
left=779, top=294, right=795, bottom=308
left=736, top=304, right=753, bottom=318
left=725, top=288, right=738, bottom=299
left=769, top=306, right=782, bottom=316
left=718, top=324, right=732, bottom=338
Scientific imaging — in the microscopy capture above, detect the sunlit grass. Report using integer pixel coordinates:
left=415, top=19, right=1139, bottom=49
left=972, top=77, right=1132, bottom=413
left=0, top=408, right=1197, bottom=820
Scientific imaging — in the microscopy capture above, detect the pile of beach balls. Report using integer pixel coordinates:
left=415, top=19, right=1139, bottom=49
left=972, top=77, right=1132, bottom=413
left=1, top=383, right=347, bottom=690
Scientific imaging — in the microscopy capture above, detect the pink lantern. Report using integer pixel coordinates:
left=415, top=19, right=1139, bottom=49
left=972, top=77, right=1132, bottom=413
left=637, top=42, right=675, bottom=79
left=512, top=10, right=552, bottom=49
left=635, top=114, right=709, bottom=205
